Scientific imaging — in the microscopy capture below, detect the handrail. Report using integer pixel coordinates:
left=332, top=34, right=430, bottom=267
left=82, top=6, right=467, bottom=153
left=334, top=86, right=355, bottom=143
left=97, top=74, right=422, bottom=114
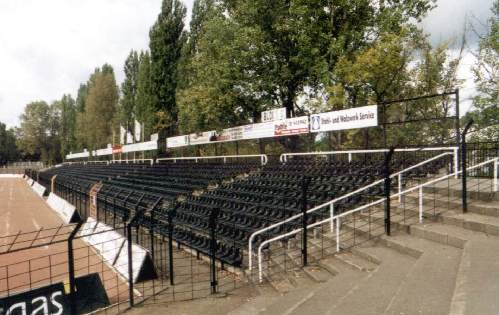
left=85, top=161, right=110, bottom=165
left=255, top=156, right=498, bottom=282
left=156, top=154, right=268, bottom=165
left=280, top=146, right=458, bottom=162
left=256, top=198, right=386, bottom=282
left=110, top=158, right=154, bottom=166
left=248, top=150, right=456, bottom=271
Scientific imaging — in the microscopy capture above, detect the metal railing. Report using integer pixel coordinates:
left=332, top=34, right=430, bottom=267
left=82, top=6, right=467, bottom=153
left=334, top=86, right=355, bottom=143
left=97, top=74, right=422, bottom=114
left=109, top=158, right=154, bottom=166
left=156, top=154, right=268, bottom=165
left=280, top=147, right=458, bottom=175
left=248, top=150, right=456, bottom=272
left=255, top=156, right=498, bottom=282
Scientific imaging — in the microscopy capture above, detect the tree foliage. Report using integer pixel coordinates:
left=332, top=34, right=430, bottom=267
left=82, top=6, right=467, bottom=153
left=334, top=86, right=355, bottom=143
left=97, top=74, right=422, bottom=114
left=467, top=0, right=499, bottom=140
left=13, top=0, right=497, bottom=162
left=149, top=0, right=186, bottom=130
left=0, top=122, right=18, bottom=165
left=120, top=50, right=140, bottom=132
left=83, top=71, right=119, bottom=149
left=16, top=101, right=61, bottom=164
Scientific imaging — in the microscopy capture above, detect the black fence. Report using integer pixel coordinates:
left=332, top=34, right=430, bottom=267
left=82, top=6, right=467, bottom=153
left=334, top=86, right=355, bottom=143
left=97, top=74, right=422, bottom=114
left=10, top=138, right=497, bottom=313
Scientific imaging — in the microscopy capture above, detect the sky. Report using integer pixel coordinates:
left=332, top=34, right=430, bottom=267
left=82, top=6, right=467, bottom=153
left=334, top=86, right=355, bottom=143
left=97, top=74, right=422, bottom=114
left=0, top=0, right=495, bottom=128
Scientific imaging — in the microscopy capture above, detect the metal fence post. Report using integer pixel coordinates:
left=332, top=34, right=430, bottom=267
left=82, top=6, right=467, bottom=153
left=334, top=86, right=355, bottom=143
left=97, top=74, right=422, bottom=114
left=301, top=177, right=310, bottom=267
left=167, top=207, right=175, bottom=285
left=127, top=222, right=134, bottom=307
left=461, top=120, right=473, bottom=213
left=67, top=221, right=83, bottom=315
left=384, top=147, right=395, bottom=236
left=149, top=197, right=163, bottom=263
left=209, top=207, right=220, bottom=294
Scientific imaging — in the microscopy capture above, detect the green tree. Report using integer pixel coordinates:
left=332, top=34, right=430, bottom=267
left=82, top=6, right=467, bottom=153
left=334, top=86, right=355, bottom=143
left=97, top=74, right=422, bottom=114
left=149, top=0, right=187, bottom=130
left=120, top=50, right=140, bottom=132
left=83, top=71, right=119, bottom=149
left=54, top=94, right=77, bottom=157
left=177, top=7, right=264, bottom=132
left=222, top=0, right=435, bottom=116
left=324, top=28, right=464, bottom=148
left=178, top=0, right=215, bottom=90
left=17, top=101, right=52, bottom=162
left=136, top=51, right=156, bottom=138
left=0, top=122, right=18, bottom=165
left=467, top=0, right=498, bottom=140
left=75, top=64, right=116, bottom=150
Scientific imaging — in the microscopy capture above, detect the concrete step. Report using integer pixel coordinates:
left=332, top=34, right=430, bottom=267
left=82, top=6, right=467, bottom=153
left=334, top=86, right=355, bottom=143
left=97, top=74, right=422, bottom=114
left=381, top=233, right=463, bottom=315
left=439, top=211, right=499, bottom=236
left=302, top=265, right=334, bottom=283
left=403, top=191, right=499, bottom=217
left=407, top=212, right=499, bottom=249
left=333, top=251, right=378, bottom=272
left=311, top=246, right=416, bottom=315
left=449, top=235, right=499, bottom=315
left=260, top=257, right=367, bottom=315
left=422, top=178, right=498, bottom=202
left=287, top=268, right=318, bottom=287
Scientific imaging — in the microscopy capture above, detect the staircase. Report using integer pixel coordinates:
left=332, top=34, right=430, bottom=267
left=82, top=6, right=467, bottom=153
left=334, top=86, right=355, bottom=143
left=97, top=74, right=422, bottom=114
left=228, top=178, right=499, bottom=315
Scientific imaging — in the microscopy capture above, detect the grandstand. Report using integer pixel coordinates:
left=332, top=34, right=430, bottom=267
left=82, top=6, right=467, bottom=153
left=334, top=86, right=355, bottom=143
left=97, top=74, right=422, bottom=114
left=2, top=104, right=498, bottom=315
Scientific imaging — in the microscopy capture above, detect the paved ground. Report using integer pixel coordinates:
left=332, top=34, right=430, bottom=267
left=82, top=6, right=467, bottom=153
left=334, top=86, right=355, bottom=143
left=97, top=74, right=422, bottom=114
left=0, top=178, right=128, bottom=304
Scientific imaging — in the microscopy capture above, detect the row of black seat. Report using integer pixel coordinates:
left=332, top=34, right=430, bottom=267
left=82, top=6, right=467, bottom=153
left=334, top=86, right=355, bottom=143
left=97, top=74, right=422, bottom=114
left=36, top=154, right=451, bottom=267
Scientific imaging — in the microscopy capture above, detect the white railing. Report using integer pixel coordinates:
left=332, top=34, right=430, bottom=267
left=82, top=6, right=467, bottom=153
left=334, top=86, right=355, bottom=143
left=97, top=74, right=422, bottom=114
left=85, top=161, right=110, bottom=165
left=280, top=147, right=459, bottom=176
left=109, top=158, right=154, bottom=166
left=255, top=156, right=498, bottom=282
left=248, top=150, right=456, bottom=272
left=395, top=157, right=498, bottom=224
left=156, top=154, right=268, bottom=165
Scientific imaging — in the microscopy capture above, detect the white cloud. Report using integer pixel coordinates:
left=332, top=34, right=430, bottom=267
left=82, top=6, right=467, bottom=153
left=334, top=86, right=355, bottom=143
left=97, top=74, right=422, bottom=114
left=0, top=0, right=194, bottom=128
left=420, top=0, right=494, bottom=116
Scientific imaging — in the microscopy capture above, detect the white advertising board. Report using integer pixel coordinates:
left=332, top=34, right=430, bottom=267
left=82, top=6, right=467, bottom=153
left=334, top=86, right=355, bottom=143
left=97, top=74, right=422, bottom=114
left=79, top=218, right=152, bottom=284
left=166, top=135, right=189, bottom=148
left=80, top=217, right=98, bottom=243
left=114, top=242, right=148, bottom=283
left=189, top=131, right=216, bottom=145
left=214, top=126, right=245, bottom=142
left=310, top=105, right=378, bottom=133
left=242, top=122, right=275, bottom=140
left=46, top=193, right=77, bottom=224
left=31, top=181, right=46, bottom=197
left=66, top=151, right=90, bottom=159
left=274, top=116, right=309, bottom=136
left=122, top=140, right=158, bottom=153
left=96, top=147, right=113, bottom=156
left=262, top=107, right=287, bottom=122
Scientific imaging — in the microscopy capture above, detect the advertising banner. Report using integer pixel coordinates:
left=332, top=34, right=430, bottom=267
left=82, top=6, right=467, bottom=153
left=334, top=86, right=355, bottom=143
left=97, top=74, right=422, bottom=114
left=261, top=107, right=287, bottom=122
left=65, top=151, right=90, bottom=159
left=112, top=145, right=122, bottom=154
left=310, top=105, right=378, bottom=133
left=166, top=135, right=189, bottom=148
left=213, top=126, right=244, bottom=142
left=189, top=131, right=216, bottom=145
left=0, top=282, right=69, bottom=315
left=95, top=147, right=112, bottom=156
left=122, top=141, right=158, bottom=153
left=274, top=116, right=309, bottom=136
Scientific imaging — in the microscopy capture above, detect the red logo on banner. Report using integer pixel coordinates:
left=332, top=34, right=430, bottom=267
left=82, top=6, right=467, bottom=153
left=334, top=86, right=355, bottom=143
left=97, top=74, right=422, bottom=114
left=112, top=145, right=122, bottom=154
